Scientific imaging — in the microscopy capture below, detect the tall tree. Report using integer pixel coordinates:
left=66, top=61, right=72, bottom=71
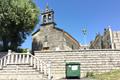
left=0, top=0, right=39, bottom=51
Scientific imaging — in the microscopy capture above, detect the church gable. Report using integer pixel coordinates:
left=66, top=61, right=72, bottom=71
left=32, top=26, right=65, bottom=51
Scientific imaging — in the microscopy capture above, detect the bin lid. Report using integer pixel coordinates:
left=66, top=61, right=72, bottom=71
left=66, top=62, right=80, bottom=65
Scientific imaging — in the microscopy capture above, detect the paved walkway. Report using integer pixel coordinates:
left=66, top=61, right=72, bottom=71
left=80, top=78, right=96, bottom=80
left=60, top=78, right=96, bottom=80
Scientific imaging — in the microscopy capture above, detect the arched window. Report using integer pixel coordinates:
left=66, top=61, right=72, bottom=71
left=43, top=15, right=46, bottom=23
left=48, top=14, right=52, bottom=22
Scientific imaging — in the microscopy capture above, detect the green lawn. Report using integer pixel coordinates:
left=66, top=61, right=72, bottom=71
left=90, top=70, right=120, bottom=80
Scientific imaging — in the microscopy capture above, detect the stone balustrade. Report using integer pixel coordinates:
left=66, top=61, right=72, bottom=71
left=0, top=50, right=52, bottom=80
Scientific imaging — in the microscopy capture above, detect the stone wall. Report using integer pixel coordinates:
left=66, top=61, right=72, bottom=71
left=35, top=49, right=120, bottom=80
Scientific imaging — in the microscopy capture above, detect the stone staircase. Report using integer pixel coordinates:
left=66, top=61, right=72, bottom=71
left=0, top=50, right=51, bottom=80
left=0, top=64, right=46, bottom=80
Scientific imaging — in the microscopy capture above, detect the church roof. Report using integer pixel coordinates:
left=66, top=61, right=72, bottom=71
left=32, top=29, right=40, bottom=36
left=54, top=27, right=80, bottom=47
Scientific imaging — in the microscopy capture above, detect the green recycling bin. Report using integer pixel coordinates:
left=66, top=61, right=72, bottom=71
left=66, top=62, right=80, bottom=79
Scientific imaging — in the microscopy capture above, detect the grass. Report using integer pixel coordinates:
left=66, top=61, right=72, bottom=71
left=89, top=70, right=120, bottom=80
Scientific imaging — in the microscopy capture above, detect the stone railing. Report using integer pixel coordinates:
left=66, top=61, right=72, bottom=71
left=0, top=50, right=51, bottom=80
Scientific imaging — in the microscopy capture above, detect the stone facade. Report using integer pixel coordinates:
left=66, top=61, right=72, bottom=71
left=90, top=27, right=120, bottom=49
left=112, top=31, right=120, bottom=49
left=32, top=6, right=80, bottom=51
left=35, top=49, right=120, bottom=80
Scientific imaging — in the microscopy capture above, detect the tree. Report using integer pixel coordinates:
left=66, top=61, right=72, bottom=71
left=0, top=0, right=39, bottom=51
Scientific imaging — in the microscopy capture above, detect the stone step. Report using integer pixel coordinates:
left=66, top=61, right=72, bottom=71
left=0, top=67, right=41, bottom=75
left=36, top=54, right=117, bottom=56
left=36, top=53, right=120, bottom=56
left=35, top=57, right=63, bottom=59
left=0, top=74, right=46, bottom=80
left=0, top=70, right=40, bottom=74
left=38, top=56, right=120, bottom=59
left=37, top=56, right=120, bottom=60
left=36, top=53, right=119, bottom=56
left=51, top=64, right=116, bottom=68
left=3, top=66, right=34, bottom=70
left=4, top=64, right=31, bottom=67
left=0, top=72, right=40, bottom=75
left=40, top=59, right=120, bottom=61
left=0, top=64, right=47, bottom=80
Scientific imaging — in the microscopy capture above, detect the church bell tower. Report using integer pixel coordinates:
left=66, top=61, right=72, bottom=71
left=41, top=4, right=56, bottom=26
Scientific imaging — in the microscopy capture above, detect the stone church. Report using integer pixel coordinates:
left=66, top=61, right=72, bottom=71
left=90, top=27, right=120, bottom=49
left=32, top=5, right=80, bottom=51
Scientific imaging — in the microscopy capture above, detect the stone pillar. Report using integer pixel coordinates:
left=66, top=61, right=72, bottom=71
left=7, top=50, right=12, bottom=64
left=8, top=50, right=12, bottom=55
left=30, top=56, right=33, bottom=66
left=37, top=60, right=40, bottom=71
left=9, top=50, right=14, bottom=64
left=27, top=49, right=30, bottom=54
left=52, top=13, right=54, bottom=22
left=22, top=54, right=25, bottom=64
left=19, top=54, right=22, bottom=64
left=26, top=49, right=30, bottom=63
left=15, top=54, right=18, bottom=64
left=0, top=60, right=3, bottom=69
left=44, top=62, right=47, bottom=75
left=46, top=14, right=49, bottom=23
left=11, top=54, right=14, bottom=64
left=109, top=26, right=114, bottom=49
left=33, top=58, right=36, bottom=68
left=40, top=61, right=43, bottom=72
left=3, top=57, right=6, bottom=66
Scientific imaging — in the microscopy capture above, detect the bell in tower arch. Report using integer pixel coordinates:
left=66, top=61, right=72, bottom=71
left=48, top=14, right=52, bottom=22
left=43, top=15, right=47, bottom=23
left=41, top=4, right=56, bottom=26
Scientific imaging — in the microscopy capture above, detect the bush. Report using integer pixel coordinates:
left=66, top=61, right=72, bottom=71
left=86, top=72, right=94, bottom=77
left=16, top=48, right=28, bottom=53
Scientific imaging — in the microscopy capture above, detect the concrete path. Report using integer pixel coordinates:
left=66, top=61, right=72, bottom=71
left=60, top=78, right=96, bottom=80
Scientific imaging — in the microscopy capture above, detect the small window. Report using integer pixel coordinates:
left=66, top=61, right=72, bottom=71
left=43, top=47, right=49, bottom=50
left=110, top=45, right=112, bottom=48
left=116, top=32, right=118, bottom=38
left=72, top=45, right=74, bottom=49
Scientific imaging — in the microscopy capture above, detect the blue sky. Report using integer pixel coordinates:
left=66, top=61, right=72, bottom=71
left=21, top=0, right=120, bottom=49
